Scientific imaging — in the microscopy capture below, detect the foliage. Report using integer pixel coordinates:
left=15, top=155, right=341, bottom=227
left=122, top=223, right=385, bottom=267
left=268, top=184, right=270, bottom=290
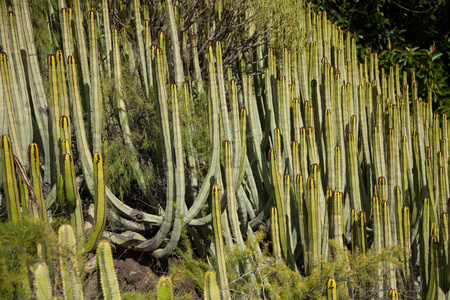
left=167, top=229, right=406, bottom=299
left=311, top=0, right=450, bottom=110
left=0, top=219, right=57, bottom=299
left=170, top=227, right=211, bottom=297
left=250, top=0, right=309, bottom=50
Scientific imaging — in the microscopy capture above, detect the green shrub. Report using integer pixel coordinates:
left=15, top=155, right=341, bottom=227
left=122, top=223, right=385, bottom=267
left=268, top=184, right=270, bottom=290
left=0, top=219, right=57, bottom=299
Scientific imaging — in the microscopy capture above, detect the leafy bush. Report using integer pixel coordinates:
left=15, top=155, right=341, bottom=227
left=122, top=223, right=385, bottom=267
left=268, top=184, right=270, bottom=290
left=168, top=228, right=406, bottom=299
left=0, top=219, right=57, bottom=299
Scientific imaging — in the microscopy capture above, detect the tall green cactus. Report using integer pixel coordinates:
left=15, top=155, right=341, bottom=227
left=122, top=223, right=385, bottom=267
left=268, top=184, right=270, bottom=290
left=85, top=153, right=107, bottom=253
left=326, top=277, right=337, bottom=300
left=204, top=270, right=220, bottom=300
left=34, top=263, right=52, bottom=300
left=87, top=10, right=102, bottom=154
left=58, top=224, right=84, bottom=300
left=28, top=143, right=47, bottom=223
left=1, top=135, right=21, bottom=222
left=270, top=206, right=282, bottom=263
left=96, top=240, right=121, bottom=300
left=210, top=185, right=230, bottom=300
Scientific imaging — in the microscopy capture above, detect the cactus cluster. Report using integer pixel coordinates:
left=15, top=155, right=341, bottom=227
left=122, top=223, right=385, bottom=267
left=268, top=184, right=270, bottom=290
left=0, top=0, right=448, bottom=298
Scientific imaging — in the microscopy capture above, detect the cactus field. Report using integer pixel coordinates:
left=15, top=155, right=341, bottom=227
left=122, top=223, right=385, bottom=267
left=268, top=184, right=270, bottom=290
left=0, top=0, right=449, bottom=299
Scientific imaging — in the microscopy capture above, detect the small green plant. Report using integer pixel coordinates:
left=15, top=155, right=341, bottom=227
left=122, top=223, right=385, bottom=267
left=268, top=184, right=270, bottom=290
left=170, top=230, right=405, bottom=299
left=0, top=219, right=57, bottom=299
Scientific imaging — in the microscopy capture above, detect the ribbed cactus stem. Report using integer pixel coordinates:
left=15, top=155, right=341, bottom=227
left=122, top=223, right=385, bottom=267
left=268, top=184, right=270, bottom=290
left=18, top=170, right=30, bottom=218
left=28, top=143, right=46, bottom=223
left=85, top=153, right=107, bottom=252
left=165, top=0, right=184, bottom=87
left=157, top=276, right=174, bottom=300
left=402, top=206, right=412, bottom=283
left=16, top=0, right=51, bottom=190
left=215, top=41, right=231, bottom=142
left=382, top=200, right=397, bottom=290
left=351, top=209, right=358, bottom=253
left=1, top=135, right=21, bottom=222
left=204, top=270, right=220, bottom=300
left=295, top=174, right=307, bottom=268
left=96, top=240, right=121, bottom=300
left=358, top=211, right=367, bottom=254
left=210, top=185, right=230, bottom=300
left=58, top=224, right=84, bottom=300
left=48, top=53, right=61, bottom=179
left=331, top=191, right=343, bottom=247
left=60, top=8, right=73, bottom=60
left=6, top=11, right=31, bottom=158
left=153, top=83, right=186, bottom=258
left=101, top=0, right=112, bottom=76
left=221, top=140, right=245, bottom=248
left=389, top=289, right=399, bottom=300
left=269, top=149, right=289, bottom=263
left=132, top=0, right=149, bottom=96
left=324, top=109, right=335, bottom=189
left=270, top=206, right=282, bottom=263
left=346, top=132, right=361, bottom=212
left=34, top=263, right=52, bottom=300
left=0, top=53, right=22, bottom=162
left=372, top=196, right=383, bottom=299
left=56, top=50, right=70, bottom=124
left=62, top=153, right=84, bottom=254
left=306, top=177, right=319, bottom=272
left=88, top=10, right=103, bottom=154
left=183, top=45, right=221, bottom=224
left=72, top=0, right=90, bottom=101
left=235, top=108, right=247, bottom=190
left=326, top=277, right=337, bottom=300
left=426, top=236, right=439, bottom=300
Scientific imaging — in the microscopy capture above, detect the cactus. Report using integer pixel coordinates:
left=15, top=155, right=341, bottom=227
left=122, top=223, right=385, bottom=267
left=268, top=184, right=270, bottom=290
left=2, top=3, right=450, bottom=298
left=96, top=240, right=121, bottom=300
left=326, top=277, right=337, bottom=300
left=1, top=135, right=21, bottom=222
left=270, top=206, right=282, bottom=263
left=58, top=224, right=84, bottom=300
left=133, top=0, right=149, bottom=97
left=72, top=0, right=90, bottom=102
left=88, top=10, right=102, bottom=154
left=153, top=83, right=186, bottom=258
left=210, top=185, right=230, bottom=300
left=426, top=236, right=439, bottom=300
left=28, top=143, right=47, bottom=223
left=204, top=270, right=220, bottom=300
left=33, top=263, right=52, bottom=300
left=157, top=276, right=174, bottom=300
left=6, top=11, right=32, bottom=158
left=388, top=289, right=399, bottom=300
left=85, top=153, right=107, bottom=252
left=0, top=53, right=23, bottom=163
left=32, top=225, right=122, bottom=299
